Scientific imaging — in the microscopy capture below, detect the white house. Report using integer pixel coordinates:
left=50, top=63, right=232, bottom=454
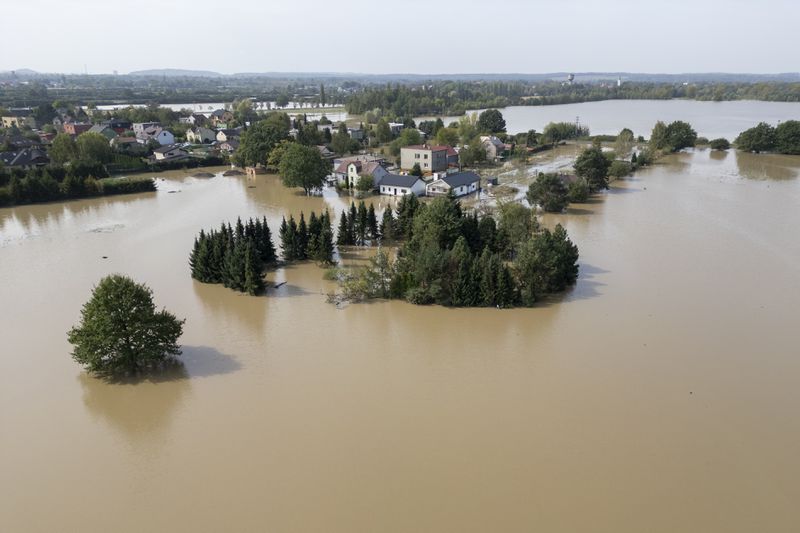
left=480, top=135, right=506, bottom=161
left=152, top=144, right=189, bottom=161
left=379, top=174, right=426, bottom=197
left=216, top=128, right=242, bottom=143
left=334, top=159, right=389, bottom=189
left=136, top=126, right=175, bottom=146
left=186, top=126, right=216, bottom=144
left=132, top=122, right=160, bottom=135
left=426, top=171, right=480, bottom=197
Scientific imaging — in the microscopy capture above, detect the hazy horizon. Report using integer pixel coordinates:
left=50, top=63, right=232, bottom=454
left=3, top=0, right=798, bottom=75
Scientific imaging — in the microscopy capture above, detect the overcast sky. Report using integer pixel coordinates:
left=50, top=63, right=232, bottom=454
left=3, top=0, right=797, bottom=74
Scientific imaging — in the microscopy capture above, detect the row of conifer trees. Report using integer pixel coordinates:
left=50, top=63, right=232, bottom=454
left=190, top=210, right=335, bottom=295
left=189, top=217, right=276, bottom=295
left=278, top=210, right=334, bottom=263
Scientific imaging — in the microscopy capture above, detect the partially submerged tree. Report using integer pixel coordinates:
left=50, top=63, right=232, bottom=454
left=68, top=275, right=184, bottom=376
left=279, top=143, right=330, bottom=194
left=526, top=173, right=569, bottom=212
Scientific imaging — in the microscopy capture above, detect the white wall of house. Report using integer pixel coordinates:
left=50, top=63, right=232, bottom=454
left=381, top=180, right=425, bottom=196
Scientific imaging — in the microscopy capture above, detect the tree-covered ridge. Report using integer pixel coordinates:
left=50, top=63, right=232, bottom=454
left=336, top=195, right=580, bottom=308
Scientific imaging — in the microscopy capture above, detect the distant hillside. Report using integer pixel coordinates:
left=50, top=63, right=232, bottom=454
left=128, top=69, right=223, bottom=77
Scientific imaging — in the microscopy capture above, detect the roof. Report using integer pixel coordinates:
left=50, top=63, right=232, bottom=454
left=0, top=148, right=49, bottom=167
left=336, top=160, right=361, bottom=173
left=440, top=171, right=480, bottom=188
left=359, top=161, right=384, bottom=176
left=381, top=174, right=423, bottom=188
left=403, top=144, right=449, bottom=152
left=153, top=144, right=185, bottom=154
left=88, top=124, right=111, bottom=134
left=481, top=136, right=505, bottom=148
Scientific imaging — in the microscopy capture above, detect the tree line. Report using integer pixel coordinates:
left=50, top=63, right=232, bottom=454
left=0, top=163, right=154, bottom=207
left=735, top=120, right=800, bottom=154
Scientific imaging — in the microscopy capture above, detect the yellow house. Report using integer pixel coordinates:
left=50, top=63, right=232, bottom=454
left=2, top=112, right=37, bottom=129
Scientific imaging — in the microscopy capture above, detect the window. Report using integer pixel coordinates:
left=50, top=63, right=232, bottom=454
left=415, top=153, right=420, bottom=159
left=424, top=154, right=428, bottom=159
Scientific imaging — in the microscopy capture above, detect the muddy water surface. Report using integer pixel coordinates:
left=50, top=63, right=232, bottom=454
left=1, top=152, right=800, bottom=532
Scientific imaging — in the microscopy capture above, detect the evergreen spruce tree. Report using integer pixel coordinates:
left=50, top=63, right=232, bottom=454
left=380, top=208, right=396, bottom=242
left=356, top=201, right=368, bottom=245
left=235, top=216, right=245, bottom=241
left=287, top=215, right=298, bottom=261
left=243, top=241, right=265, bottom=296
left=307, top=211, right=321, bottom=259
left=495, top=264, right=515, bottom=308
left=189, top=235, right=201, bottom=278
left=477, top=248, right=497, bottom=306
left=337, top=211, right=350, bottom=246
left=316, top=225, right=335, bottom=264
left=297, top=212, right=309, bottom=260
left=366, top=203, right=379, bottom=241
left=348, top=202, right=357, bottom=244
left=260, top=216, right=276, bottom=263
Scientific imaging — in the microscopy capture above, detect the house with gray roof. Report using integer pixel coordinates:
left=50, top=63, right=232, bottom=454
left=379, top=174, right=426, bottom=196
left=425, top=171, right=480, bottom=197
left=0, top=148, right=50, bottom=169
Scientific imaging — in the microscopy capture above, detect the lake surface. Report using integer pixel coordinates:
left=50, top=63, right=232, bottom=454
left=421, top=99, right=800, bottom=139
left=2, top=148, right=800, bottom=531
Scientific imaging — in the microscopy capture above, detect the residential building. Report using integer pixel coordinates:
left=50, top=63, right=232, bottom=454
left=388, top=122, right=405, bottom=135
left=218, top=140, right=239, bottom=153
left=481, top=136, right=506, bottom=161
left=136, top=126, right=175, bottom=146
left=152, top=145, right=189, bottom=162
left=316, top=145, right=335, bottom=160
left=0, top=148, right=50, bottom=169
left=426, top=171, right=480, bottom=197
left=88, top=124, right=118, bottom=140
left=186, top=126, right=216, bottom=144
left=379, top=174, right=426, bottom=196
left=132, top=122, right=160, bottom=135
left=179, top=114, right=207, bottom=126
left=111, top=136, right=147, bottom=154
left=1, top=109, right=36, bottom=129
left=216, top=128, right=242, bottom=143
left=104, top=119, right=132, bottom=133
left=334, top=159, right=389, bottom=188
left=209, top=109, right=233, bottom=126
left=400, top=144, right=449, bottom=173
left=63, top=122, right=93, bottom=136
left=348, top=127, right=365, bottom=141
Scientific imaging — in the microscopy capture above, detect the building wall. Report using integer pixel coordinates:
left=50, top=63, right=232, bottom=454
left=400, top=148, right=448, bottom=172
left=380, top=180, right=425, bottom=196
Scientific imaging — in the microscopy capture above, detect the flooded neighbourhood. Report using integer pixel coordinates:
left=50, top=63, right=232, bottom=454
left=2, top=123, right=799, bottom=530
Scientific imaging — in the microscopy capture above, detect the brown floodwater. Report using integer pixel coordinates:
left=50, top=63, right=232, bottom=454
left=2, top=151, right=800, bottom=532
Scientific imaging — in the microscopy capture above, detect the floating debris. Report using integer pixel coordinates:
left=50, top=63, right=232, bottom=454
left=223, top=169, right=245, bottom=177
left=192, top=172, right=215, bottom=178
